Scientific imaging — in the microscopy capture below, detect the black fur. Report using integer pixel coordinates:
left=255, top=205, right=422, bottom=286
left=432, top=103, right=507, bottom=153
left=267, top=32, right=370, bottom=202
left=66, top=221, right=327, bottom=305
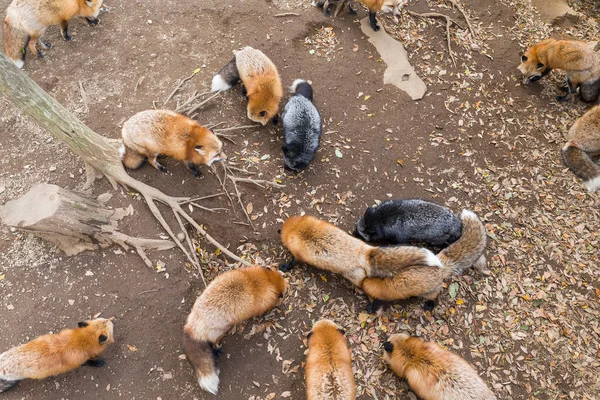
left=337, top=328, right=346, bottom=335
left=423, top=300, right=436, bottom=311
left=61, top=24, right=71, bottom=41
left=307, top=331, right=313, bottom=340
left=0, top=378, right=19, bottom=393
left=354, top=199, right=462, bottom=247
left=86, top=17, right=99, bottom=26
left=383, top=341, right=394, bottom=353
left=78, top=321, right=89, bottom=328
left=211, top=345, right=223, bottom=358
left=182, top=331, right=217, bottom=376
left=279, top=258, right=297, bottom=272
left=282, top=80, right=322, bottom=172
left=369, top=11, right=380, bottom=31
left=98, top=334, right=108, bottom=344
left=187, top=162, right=202, bottom=178
left=365, top=298, right=383, bottom=314
left=217, top=55, right=241, bottom=89
left=83, top=358, right=105, bottom=367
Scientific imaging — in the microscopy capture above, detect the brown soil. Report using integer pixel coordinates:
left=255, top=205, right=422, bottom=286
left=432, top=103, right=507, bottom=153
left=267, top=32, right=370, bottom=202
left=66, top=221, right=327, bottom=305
left=1, top=0, right=599, bottom=399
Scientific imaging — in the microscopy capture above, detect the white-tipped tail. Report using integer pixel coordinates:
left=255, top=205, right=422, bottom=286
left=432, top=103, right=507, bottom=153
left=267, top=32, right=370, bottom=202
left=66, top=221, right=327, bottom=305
left=460, top=209, right=477, bottom=219
left=118, top=143, right=126, bottom=159
left=198, top=369, right=220, bottom=395
left=424, top=249, right=443, bottom=268
left=289, top=79, right=306, bottom=93
left=585, top=175, right=600, bottom=192
left=12, top=59, right=24, bottom=69
left=211, top=75, right=231, bottom=92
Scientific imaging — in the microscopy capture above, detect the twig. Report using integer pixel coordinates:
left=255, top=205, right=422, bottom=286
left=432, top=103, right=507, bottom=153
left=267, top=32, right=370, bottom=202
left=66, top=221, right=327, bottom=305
left=216, top=133, right=237, bottom=144
left=179, top=193, right=226, bottom=204
left=163, top=72, right=196, bottom=106
left=226, top=166, right=255, bottom=175
left=189, top=202, right=229, bottom=212
left=229, top=176, right=285, bottom=189
left=78, top=80, right=89, bottom=113
left=134, top=76, right=145, bottom=92
left=408, top=11, right=463, bottom=67
left=185, top=91, right=220, bottom=116
left=274, top=12, right=300, bottom=17
left=214, top=125, right=258, bottom=133
left=447, top=0, right=476, bottom=38
left=214, top=163, right=236, bottom=215
left=175, top=91, right=211, bottom=113
left=206, top=121, right=227, bottom=130
left=138, top=288, right=161, bottom=296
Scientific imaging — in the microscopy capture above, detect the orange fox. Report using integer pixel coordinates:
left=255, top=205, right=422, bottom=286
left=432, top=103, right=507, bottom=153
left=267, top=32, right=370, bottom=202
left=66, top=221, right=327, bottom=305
left=305, top=319, right=356, bottom=400
left=383, top=333, right=496, bottom=400
left=561, top=105, right=600, bottom=192
left=3, top=0, right=104, bottom=68
left=518, top=38, right=600, bottom=102
left=119, top=109, right=226, bottom=177
left=183, top=266, right=287, bottom=395
left=211, top=46, right=283, bottom=126
left=0, top=318, right=115, bottom=393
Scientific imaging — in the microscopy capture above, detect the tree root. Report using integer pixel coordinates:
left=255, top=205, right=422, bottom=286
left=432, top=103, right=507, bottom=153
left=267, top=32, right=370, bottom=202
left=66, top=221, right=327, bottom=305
left=408, top=11, right=464, bottom=67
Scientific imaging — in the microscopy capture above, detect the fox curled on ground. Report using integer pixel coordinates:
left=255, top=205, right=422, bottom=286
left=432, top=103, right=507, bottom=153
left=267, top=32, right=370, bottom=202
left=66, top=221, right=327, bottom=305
left=119, top=109, right=226, bottom=177
left=518, top=38, right=600, bottom=103
left=0, top=318, right=115, bottom=393
left=183, top=265, right=287, bottom=395
left=3, top=0, right=105, bottom=69
left=210, top=46, right=283, bottom=126
left=279, top=215, right=441, bottom=287
left=383, top=333, right=496, bottom=400
left=561, top=104, right=600, bottom=192
left=305, top=319, right=356, bottom=400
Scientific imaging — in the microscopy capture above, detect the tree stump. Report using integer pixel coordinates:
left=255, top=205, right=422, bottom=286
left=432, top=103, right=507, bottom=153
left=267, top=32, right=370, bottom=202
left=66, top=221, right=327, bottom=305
left=0, top=184, right=174, bottom=267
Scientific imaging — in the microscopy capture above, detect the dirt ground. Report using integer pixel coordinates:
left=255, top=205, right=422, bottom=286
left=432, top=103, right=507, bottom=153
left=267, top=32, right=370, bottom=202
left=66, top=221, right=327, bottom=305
left=0, top=0, right=599, bottom=399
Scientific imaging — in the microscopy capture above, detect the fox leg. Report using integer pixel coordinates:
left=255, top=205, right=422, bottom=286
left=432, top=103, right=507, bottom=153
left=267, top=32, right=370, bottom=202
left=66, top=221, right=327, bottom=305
left=211, top=344, right=223, bottom=358
left=365, top=297, right=383, bottom=314
left=37, top=38, right=52, bottom=50
left=86, top=17, right=99, bottom=26
left=83, top=358, right=105, bottom=367
left=315, top=0, right=326, bottom=8
left=323, top=0, right=333, bottom=16
left=187, top=162, right=202, bottom=178
left=369, top=11, right=380, bottom=31
left=27, top=35, right=43, bottom=58
left=149, top=155, right=167, bottom=173
left=60, top=21, right=72, bottom=41
left=422, top=289, right=441, bottom=311
left=279, top=257, right=297, bottom=272
left=556, top=78, right=577, bottom=102
left=347, top=0, right=357, bottom=15
left=241, top=84, right=247, bottom=98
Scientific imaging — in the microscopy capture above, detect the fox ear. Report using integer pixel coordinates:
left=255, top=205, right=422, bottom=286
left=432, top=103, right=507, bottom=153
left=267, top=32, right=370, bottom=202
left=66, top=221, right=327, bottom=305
left=383, top=341, right=394, bottom=353
left=521, top=55, right=528, bottom=62
left=307, top=331, right=313, bottom=340
left=78, top=322, right=88, bottom=328
left=536, top=62, right=544, bottom=69
left=85, top=0, right=94, bottom=6
left=338, top=328, right=346, bottom=335
left=99, top=334, right=109, bottom=344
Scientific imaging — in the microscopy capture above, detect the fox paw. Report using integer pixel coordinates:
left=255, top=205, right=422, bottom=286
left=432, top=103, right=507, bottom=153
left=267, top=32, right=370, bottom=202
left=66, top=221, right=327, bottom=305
left=423, top=300, right=436, bottom=311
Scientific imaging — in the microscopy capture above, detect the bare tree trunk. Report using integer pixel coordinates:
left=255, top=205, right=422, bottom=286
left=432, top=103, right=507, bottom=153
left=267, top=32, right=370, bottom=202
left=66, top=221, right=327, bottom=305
left=0, top=52, right=250, bottom=283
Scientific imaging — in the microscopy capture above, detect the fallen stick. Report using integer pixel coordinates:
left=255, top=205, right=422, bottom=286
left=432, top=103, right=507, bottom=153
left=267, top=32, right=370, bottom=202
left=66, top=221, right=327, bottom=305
left=408, top=11, right=463, bottom=67
left=274, top=12, right=300, bottom=17
left=447, top=0, right=476, bottom=38
left=163, top=72, right=196, bottom=106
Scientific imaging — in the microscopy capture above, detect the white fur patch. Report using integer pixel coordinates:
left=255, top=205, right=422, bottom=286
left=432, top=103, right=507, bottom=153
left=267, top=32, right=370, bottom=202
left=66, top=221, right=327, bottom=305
left=424, top=249, right=442, bottom=268
left=289, top=79, right=306, bottom=94
left=211, top=75, right=231, bottom=92
left=118, top=143, right=126, bottom=159
left=12, top=59, right=24, bottom=69
left=198, top=370, right=220, bottom=395
left=562, top=142, right=572, bottom=152
left=461, top=209, right=477, bottom=220
left=585, top=175, right=600, bottom=192
left=195, top=147, right=206, bottom=156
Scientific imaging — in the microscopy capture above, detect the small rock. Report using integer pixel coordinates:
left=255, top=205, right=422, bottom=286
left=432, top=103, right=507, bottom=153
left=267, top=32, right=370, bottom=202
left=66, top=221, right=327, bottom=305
left=68, top=299, right=75, bottom=305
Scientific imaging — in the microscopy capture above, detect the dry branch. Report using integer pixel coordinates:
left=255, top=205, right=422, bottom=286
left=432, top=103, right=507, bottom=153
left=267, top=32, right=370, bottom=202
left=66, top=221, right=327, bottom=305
left=447, top=0, right=476, bottom=38
left=163, top=72, right=197, bottom=106
left=408, top=10, right=463, bottom=67
left=0, top=53, right=251, bottom=285
left=274, top=12, right=300, bottom=17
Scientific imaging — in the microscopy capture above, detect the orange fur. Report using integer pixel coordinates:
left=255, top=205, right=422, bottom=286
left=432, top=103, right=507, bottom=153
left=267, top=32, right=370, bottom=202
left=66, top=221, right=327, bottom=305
left=3, top=0, right=104, bottom=68
left=0, top=318, right=114, bottom=387
left=383, top=334, right=496, bottom=400
left=562, top=105, right=600, bottom=192
left=519, top=38, right=600, bottom=102
left=183, top=265, right=287, bottom=394
left=361, top=210, right=486, bottom=305
left=358, top=0, right=404, bottom=12
left=280, top=215, right=440, bottom=287
left=305, top=320, right=356, bottom=400
left=120, top=109, right=226, bottom=173
left=235, top=47, right=283, bottom=125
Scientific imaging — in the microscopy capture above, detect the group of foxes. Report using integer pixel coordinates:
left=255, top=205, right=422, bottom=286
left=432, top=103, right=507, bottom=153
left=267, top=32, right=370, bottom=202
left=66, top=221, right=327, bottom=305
left=0, top=0, right=599, bottom=398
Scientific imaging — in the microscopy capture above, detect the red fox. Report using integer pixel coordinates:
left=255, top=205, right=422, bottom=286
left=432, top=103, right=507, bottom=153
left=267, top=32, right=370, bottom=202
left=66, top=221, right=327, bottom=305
left=183, top=265, right=287, bottom=395
left=3, top=0, right=104, bottom=69
left=348, top=0, right=407, bottom=31
left=305, top=319, right=356, bottom=400
left=211, top=46, right=283, bottom=126
left=518, top=38, right=600, bottom=103
left=279, top=215, right=442, bottom=287
left=383, top=333, right=496, bottom=400
left=119, top=109, right=226, bottom=177
left=361, top=209, right=487, bottom=312
left=0, top=318, right=115, bottom=393
left=561, top=105, right=600, bottom=192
